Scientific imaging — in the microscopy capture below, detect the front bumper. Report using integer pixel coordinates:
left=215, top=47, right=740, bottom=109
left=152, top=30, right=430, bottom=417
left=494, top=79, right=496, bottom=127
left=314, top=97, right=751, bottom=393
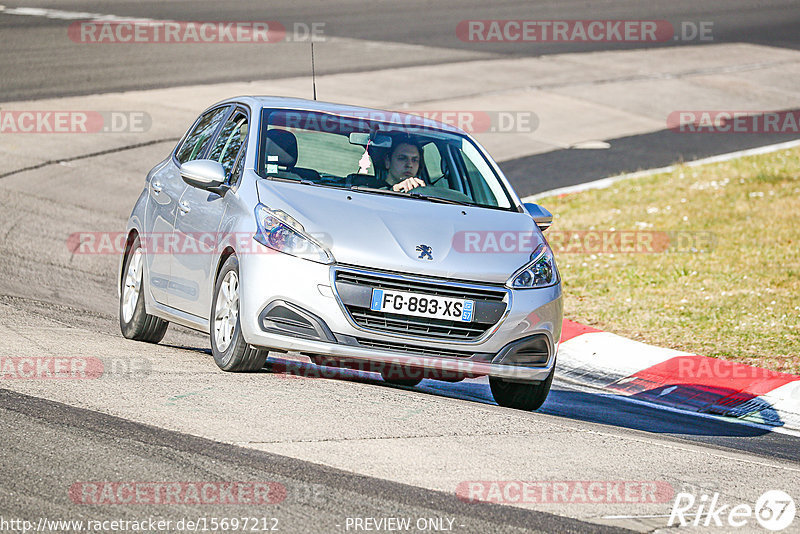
left=238, top=250, right=562, bottom=383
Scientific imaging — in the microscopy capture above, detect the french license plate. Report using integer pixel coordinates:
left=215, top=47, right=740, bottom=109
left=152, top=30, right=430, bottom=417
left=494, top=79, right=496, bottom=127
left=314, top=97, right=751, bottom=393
left=369, top=289, right=474, bottom=322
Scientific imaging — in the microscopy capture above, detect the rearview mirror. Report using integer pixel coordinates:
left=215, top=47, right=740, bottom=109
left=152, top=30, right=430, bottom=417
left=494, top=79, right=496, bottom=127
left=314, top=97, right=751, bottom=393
left=523, top=203, right=553, bottom=231
left=348, top=132, right=392, bottom=148
left=180, top=159, right=229, bottom=195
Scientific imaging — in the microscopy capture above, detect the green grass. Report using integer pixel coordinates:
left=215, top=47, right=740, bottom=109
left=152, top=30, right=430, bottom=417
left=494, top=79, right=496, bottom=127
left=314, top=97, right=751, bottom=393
left=540, top=147, right=800, bottom=374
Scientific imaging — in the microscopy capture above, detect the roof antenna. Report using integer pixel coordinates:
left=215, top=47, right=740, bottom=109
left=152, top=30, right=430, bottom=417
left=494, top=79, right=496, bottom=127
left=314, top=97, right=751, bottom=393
left=310, top=42, right=317, bottom=100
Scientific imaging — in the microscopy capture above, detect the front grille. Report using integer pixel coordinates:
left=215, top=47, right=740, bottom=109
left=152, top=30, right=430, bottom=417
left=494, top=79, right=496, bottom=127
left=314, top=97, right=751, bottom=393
left=349, top=309, right=489, bottom=338
left=335, top=268, right=508, bottom=341
left=335, top=270, right=508, bottom=301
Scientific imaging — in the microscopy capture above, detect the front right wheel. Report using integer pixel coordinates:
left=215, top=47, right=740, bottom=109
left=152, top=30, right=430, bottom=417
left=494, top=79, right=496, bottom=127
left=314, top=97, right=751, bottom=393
left=489, top=364, right=554, bottom=411
left=210, top=255, right=268, bottom=372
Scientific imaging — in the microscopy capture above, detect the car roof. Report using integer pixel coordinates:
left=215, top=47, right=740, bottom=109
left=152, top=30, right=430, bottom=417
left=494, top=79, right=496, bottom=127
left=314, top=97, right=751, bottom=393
left=214, top=96, right=465, bottom=135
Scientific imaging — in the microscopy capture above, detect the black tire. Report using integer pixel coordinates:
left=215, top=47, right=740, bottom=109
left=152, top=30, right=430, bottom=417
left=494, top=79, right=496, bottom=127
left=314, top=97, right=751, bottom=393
left=119, top=235, right=168, bottom=343
left=489, top=365, right=554, bottom=411
left=210, top=255, right=267, bottom=372
left=380, top=369, right=423, bottom=387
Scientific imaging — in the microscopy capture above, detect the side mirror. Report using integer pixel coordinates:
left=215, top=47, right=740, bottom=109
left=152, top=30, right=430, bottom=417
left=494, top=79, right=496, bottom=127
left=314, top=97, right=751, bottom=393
left=180, top=159, right=229, bottom=195
left=523, top=203, right=553, bottom=231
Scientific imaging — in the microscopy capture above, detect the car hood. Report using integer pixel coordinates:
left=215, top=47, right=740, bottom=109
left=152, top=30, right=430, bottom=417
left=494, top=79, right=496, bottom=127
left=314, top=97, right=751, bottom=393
left=256, top=180, right=545, bottom=284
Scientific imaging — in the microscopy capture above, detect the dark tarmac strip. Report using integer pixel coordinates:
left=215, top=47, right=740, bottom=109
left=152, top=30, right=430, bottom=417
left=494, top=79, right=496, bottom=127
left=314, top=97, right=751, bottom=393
left=540, top=384, right=800, bottom=464
left=500, top=128, right=800, bottom=197
left=0, top=388, right=630, bottom=534
left=415, top=376, right=800, bottom=464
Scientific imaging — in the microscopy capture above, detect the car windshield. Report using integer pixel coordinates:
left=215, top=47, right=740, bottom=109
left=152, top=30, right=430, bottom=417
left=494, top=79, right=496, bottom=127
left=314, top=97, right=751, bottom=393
left=257, top=109, right=514, bottom=210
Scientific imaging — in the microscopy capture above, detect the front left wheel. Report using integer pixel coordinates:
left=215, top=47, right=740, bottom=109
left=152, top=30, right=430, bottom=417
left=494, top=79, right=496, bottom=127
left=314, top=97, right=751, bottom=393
left=380, top=369, right=423, bottom=388
left=120, top=235, right=169, bottom=343
left=489, top=363, right=555, bottom=411
left=210, top=255, right=268, bottom=372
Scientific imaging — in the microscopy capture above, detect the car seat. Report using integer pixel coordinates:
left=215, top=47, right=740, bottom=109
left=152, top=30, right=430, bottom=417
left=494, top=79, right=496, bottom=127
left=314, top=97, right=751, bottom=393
left=264, top=129, right=321, bottom=181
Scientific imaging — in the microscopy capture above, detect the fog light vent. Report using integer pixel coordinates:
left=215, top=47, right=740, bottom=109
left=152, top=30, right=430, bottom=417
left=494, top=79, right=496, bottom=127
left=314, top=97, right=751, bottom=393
left=493, top=335, right=550, bottom=366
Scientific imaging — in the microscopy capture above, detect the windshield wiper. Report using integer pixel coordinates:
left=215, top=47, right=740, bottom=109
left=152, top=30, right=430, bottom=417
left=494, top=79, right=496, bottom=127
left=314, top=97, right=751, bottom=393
left=266, top=175, right=317, bottom=186
left=350, top=186, right=474, bottom=206
left=408, top=193, right=473, bottom=206
left=350, top=185, right=405, bottom=196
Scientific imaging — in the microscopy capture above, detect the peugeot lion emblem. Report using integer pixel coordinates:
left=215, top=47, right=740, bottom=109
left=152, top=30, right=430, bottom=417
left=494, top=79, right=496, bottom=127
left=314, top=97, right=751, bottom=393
left=416, top=244, right=433, bottom=260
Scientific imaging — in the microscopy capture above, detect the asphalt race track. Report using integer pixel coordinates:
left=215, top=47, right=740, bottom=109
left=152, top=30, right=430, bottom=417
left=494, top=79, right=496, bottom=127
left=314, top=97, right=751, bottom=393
left=1, top=2, right=800, bottom=533
left=2, top=0, right=800, bottom=100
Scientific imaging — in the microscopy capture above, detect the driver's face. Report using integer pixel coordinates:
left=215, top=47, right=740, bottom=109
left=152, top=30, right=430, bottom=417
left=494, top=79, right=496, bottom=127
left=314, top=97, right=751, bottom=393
left=385, top=143, right=420, bottom=184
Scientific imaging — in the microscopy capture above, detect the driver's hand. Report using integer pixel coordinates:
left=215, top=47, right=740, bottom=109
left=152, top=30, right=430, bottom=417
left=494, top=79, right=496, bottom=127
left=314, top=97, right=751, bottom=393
left=392, top=177, right=425, bottom=193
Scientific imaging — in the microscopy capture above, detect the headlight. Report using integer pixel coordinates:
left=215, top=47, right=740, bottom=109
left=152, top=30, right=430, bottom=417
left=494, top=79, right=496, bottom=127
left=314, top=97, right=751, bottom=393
left=253, top=204, right=334, bottom=264
left=506, top=243, right=558, bottom=289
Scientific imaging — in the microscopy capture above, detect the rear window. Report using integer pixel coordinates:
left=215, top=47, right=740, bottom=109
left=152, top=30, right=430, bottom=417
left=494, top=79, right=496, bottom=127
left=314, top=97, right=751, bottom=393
left=293, top=128, right=365, bottom=177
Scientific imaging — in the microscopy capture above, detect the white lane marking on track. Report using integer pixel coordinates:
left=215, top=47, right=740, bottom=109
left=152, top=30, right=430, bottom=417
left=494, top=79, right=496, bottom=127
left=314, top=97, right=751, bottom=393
left=616, top=392, right=800, bottom=439
left=0, top=5, right=469, bottom=57
left=0, top=5, right=157, bottom=21
left=601, top=513, right=675, bottom=519
left=602, top=426, right=800, bottom=472
left=554, top=375, right=800, bottom=438
left=570, top=140, right=611, bottom=150
left=523, top=138, right=800, bottom=201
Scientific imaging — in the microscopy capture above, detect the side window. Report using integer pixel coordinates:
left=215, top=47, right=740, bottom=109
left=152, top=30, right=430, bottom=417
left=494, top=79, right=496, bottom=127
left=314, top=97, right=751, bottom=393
left=422, top=142, right=445, bottom=185
left=229, top=152, right=244, bottom=186
left=175, top=107, right=229, bottom=164
left=208, top=110, right=248, bottom=177
left=461, top=155, right=498, bottom=206
left=457, top=143, right=512, bottom=208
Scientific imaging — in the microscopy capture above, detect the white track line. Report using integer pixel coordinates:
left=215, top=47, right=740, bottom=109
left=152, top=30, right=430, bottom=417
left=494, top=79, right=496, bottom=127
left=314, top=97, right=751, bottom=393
left=554, top=374, right=800, bottom=438
left=523, top=138, right=800, bottom=202
left=0, top=5, right=156, bottom=21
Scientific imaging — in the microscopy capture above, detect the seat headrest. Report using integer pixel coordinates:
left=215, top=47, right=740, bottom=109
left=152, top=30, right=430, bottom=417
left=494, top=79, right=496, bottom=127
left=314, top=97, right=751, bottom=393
left=265, top=129, right=298, bottom=167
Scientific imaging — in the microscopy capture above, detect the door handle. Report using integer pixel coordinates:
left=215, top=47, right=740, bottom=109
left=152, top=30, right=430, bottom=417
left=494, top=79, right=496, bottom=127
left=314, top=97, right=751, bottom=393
left=178, top=201, right=191, bottom=214
left=151, top=181, right=163, bottom=193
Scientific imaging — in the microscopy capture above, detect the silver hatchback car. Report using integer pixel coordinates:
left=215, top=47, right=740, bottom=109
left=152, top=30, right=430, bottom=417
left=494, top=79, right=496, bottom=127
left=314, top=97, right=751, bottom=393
left=119, top=97, right=562, bottom=410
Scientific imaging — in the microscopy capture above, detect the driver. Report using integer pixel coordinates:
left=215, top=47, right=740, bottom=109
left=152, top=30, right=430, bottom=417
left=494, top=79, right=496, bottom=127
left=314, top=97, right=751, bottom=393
left=383, top=137, right=426, bottom=193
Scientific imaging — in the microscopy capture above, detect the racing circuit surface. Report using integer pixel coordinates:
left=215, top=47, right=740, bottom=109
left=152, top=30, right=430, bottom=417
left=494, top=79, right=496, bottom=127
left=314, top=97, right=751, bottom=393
left=1, top=2, right=800, bottom=533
